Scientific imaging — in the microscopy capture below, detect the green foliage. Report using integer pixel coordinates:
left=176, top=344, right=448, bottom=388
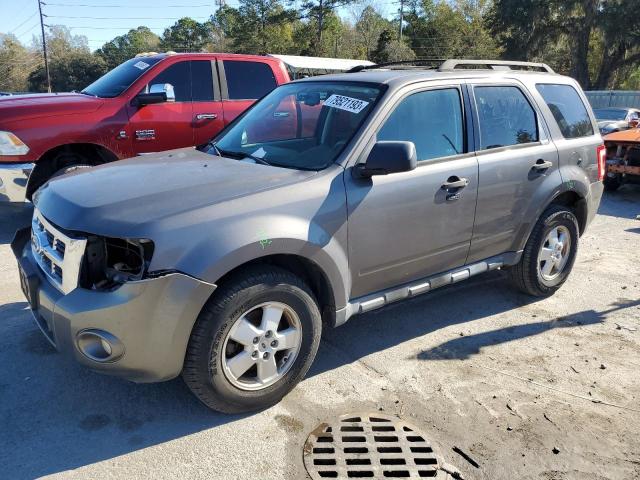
left=161, top=17, right=212, bottom=52
left=96, top=27, right=161, bottom=70
left=26, top=26, right=107, bottom=92
left=0, top=33, right=35, bottom=92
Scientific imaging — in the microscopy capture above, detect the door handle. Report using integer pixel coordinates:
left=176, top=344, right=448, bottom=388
left=195, top=113, right=217, bottom=120
left=441, top=176, right=469, bottom=190
left=532, top=159, right=553, bottom=171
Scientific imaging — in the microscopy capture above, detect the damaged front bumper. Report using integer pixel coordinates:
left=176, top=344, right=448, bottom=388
left=12, top=227, right=217, bottom=383
left=0, top=162, right=33, bottom=202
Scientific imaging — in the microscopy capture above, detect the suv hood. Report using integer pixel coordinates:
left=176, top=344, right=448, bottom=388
left=35, top=148, right=317, bottom=235
left=0, top=92, right=104, bottom=123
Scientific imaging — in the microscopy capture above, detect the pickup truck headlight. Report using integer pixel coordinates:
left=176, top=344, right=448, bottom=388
left=0, top=131, right=30, bottom=155
left=81, top=236, right=154, bottom=290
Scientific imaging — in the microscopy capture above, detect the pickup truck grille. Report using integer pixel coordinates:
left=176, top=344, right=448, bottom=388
left=31, top=209, right=87, bottom=294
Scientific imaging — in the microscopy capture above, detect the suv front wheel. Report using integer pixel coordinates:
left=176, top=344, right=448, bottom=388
left=183, top=266, right=322, bottom=413
left=508, top=205, right=579, bottom=297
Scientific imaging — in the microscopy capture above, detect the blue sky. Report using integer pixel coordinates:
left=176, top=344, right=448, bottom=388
left=1, top=0, right=397, bottom=52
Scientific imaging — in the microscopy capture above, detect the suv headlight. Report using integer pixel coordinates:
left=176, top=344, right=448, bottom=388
left=0, top=131, right=29, bottom=155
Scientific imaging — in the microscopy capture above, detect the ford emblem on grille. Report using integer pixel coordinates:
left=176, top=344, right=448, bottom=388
left=32, top=232, right=43, bottom=255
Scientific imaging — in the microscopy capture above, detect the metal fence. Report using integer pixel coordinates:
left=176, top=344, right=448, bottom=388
left=585, top=91, right=640, bottom=109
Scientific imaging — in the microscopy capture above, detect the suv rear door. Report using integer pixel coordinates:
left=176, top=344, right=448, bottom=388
left=466, top=81, right=561, bottom=264
left=345, top=84, right=478, bottom=298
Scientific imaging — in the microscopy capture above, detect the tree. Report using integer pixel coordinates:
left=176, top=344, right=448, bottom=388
left=296, top=0, right=357, bottom=55
left=27, top=26, right=107, bottom=92
left=354, top=5, right=390, bottom=60
left=230, top=0, right=297, bottom=54
left=161, top=17, right=211, bottom=52
left=0, top=33, right=38, bottom=92
left=371, top=29, right=416, bottom=63
left=96, top=27, right=160, bottom=70
left=488, top=0, right=640, bottom=89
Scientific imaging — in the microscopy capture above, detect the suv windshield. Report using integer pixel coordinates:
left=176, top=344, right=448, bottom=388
left=210, top=81, right=383, bottom=170
left=82, top=57, right=163, bottom=98
left=594, top=109, right=627, bottom=121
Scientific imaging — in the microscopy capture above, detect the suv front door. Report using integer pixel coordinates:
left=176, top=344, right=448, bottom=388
left=466, top=82, right=561, bottom=263
left=345, top=85, right=479, bottom=298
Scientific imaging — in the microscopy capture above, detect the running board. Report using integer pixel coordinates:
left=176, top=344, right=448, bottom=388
left=335, top=252, right=521, bottom=326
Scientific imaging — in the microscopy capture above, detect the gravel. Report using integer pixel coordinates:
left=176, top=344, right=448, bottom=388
left=0, top=188, right=639, bottom=480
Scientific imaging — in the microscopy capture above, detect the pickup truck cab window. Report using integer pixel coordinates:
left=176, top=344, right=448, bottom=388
left=82, top=56, right=163, bottom=98
left=148, top=61, right=191, bottom=102
left=211, top=81, right=382, bottom=170
left=377, top=88, right=464, bottom=162
left=223, top=60, right=277, bottom=100
left=474, top=85, right=539, bottom=149
left=536, top=84, right=594, bottom=139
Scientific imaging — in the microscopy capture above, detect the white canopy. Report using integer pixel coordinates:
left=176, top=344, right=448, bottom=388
left=267, top=54, right=374, bottom=78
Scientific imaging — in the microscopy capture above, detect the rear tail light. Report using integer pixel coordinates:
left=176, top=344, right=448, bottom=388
left=596, top=144, right=606, bottom=181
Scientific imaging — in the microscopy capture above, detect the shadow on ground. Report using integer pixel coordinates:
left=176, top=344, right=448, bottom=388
left=0, top=203, right=33, bottom=244
left=1, top=191, right=636, bottom=478
left=597, top=186, right=640, bottom=219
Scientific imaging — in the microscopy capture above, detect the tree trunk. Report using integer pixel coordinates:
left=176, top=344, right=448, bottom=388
left=570, top=0, right=598, bottom=88
left=317, top=0, right=324, bottom=56
left=593, top=43, right=626, bottom=90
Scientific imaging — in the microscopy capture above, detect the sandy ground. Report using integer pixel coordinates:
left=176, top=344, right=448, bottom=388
left=0, top=188, right=639, bottom=480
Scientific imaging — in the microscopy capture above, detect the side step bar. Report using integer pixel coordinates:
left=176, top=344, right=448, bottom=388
left=337, top=252, right=521, bottom=325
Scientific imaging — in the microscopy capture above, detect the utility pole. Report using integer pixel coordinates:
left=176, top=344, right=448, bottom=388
left=37, top=0, right=51, bottom=93
left=398, top=0, right=404, bottom=42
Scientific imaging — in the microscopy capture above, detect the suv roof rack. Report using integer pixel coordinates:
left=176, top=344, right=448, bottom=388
left=346, top=59, right=444, bottom=73
left=347, top=58, right=555, bottom=74
left=438, top=59, right=555, bottom=73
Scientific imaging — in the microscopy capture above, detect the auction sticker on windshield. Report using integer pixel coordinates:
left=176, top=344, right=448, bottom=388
left=324, top=94, right=369, bottom=114
left=134, top=61, right=150, bottom=70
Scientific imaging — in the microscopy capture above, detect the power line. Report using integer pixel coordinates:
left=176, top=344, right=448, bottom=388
left=7, top=12, right=39, bottom=33
left=46, top=15, right=210, bottom=20
left=44, top=2, right=213, bottom=7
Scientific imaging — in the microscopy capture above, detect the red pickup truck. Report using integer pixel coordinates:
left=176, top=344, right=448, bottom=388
left=0, top=53, right=291, bottom=202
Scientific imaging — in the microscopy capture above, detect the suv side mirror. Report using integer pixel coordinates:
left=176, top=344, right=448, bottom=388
left=135, top=83, right=176, bottom=106
left=355, top=141, right=417, bottom=178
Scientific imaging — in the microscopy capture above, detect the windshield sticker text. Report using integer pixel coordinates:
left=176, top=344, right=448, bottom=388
left=134, top=61, right=150, bottom=70
left=324, top=94, right=369, bottom=114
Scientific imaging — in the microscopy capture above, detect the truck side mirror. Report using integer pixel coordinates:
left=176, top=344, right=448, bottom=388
left=355, top=141, right=417, bottom=178
left=135, top=83, right=175, bottom=106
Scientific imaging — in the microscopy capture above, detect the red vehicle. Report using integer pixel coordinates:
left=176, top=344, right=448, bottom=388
left=0, top=53, right=291, bottom=202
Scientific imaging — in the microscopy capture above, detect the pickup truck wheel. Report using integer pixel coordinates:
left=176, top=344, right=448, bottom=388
left=182, top=266, right=322, bottom=413
left=508, top=205, right=579, bottom=297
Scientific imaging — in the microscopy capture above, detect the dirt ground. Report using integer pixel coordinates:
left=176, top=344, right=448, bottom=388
left=0, top=188, right=639, bottom=480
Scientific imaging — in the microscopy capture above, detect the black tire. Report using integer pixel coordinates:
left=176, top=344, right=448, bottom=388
left=27, top=151, right=92, bottom=199
left=508, top=205, right=579, bottom=297
left=603, top=175, right=622, bottom=192
left=182, top=266, right=322, bottom=413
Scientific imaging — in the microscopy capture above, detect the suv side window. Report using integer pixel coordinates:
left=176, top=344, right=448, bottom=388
left=223, top=60, right=277, bottom=100
left=474, top=86, right=538, bottom=150
left=149, top=61, right=191, bottom=102
left=536, top=84, right=594, bottom=138
left=378, top=88, right=464, bottom=162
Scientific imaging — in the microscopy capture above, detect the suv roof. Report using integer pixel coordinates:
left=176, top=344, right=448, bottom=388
left=296, top=58, right=567, bottom=87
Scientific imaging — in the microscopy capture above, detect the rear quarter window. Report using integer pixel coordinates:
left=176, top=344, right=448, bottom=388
left=536, top=84, right=594, bottom=139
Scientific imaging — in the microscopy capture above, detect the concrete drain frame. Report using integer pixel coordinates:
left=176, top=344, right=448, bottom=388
left=303, top=412, right=445, bottom=479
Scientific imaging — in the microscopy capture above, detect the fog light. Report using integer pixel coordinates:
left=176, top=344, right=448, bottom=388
left=76, top=329, right=124, bottom=362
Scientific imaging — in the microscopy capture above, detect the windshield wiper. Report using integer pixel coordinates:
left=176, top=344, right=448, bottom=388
left=77, top=90, right=97, bottom=97
left=214, top=145, right=271, bottom=166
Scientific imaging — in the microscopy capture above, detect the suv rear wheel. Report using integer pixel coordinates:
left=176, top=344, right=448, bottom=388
left=183, top=266, right=322, bottom=413
left=508, top=205, right=579, bottom=297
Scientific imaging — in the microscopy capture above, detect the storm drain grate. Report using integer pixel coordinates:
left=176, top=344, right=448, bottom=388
left=303, top=413, right=441, bottom=479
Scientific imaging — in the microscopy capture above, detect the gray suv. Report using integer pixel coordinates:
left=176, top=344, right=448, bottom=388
left=13, top=59, right=605, bottom=413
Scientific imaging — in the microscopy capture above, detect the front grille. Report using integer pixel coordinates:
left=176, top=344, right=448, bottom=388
left=31, top=209, right=87, bottom=294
